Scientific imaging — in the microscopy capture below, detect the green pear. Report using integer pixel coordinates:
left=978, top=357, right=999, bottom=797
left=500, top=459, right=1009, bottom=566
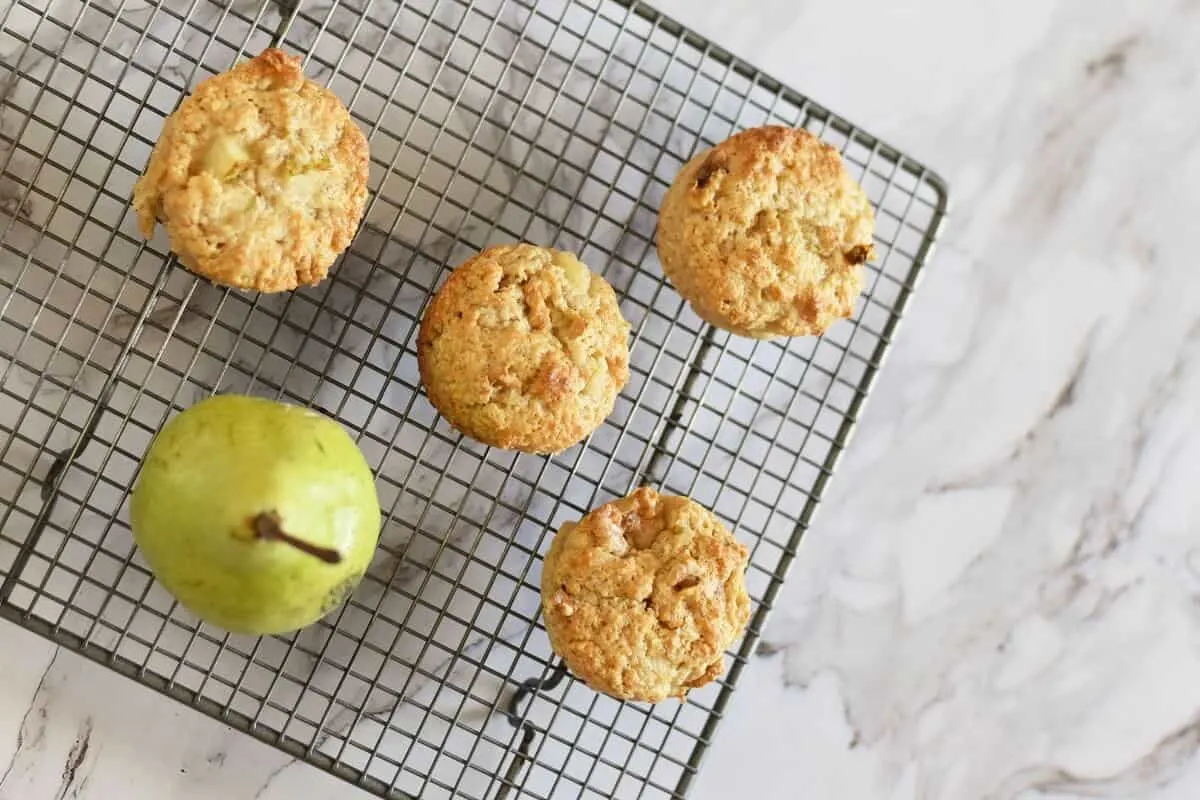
left=130, top=394, right=381, bottom=635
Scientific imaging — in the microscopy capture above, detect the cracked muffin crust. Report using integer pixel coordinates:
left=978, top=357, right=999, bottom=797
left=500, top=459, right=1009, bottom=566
left=132, top=49, right=369, bottom=293
left=541, top=486, right=751, bottom=702
left=417, top=243, right=630, bottom=454
left=656, top=125, right=875, bottom=339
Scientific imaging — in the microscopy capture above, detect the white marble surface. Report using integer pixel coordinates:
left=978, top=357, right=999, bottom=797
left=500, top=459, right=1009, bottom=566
left=4, top=0, right=1200, bottom=798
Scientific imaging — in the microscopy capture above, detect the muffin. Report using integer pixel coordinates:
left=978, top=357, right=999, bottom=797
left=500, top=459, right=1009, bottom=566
left=133, top=49, right=369, bottom=293
left=541, top=486, right=751, bottom=702
left=656, top=125, right=875, bottom=339
left=417, top=243, right=630, bottom=454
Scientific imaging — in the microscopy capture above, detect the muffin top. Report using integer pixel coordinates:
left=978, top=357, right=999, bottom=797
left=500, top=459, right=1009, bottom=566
left=656, top=125, right=875, bottom=339
left=133, top=49, right=369, bottom=293
left=417, top=243, right=630, bottom=454
left=541, top=486, right=751, bottom=702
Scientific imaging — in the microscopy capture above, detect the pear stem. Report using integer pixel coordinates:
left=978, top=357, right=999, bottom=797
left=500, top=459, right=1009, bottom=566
left=251, top=511, right=342, bottom=564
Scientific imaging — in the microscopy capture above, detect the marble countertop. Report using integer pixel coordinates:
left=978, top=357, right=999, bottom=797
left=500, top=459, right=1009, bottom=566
left=4, top=0, right=1200, bottom=798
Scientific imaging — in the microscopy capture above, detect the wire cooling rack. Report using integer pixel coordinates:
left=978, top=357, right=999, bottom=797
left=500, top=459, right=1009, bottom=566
left=0, top=1, right=946, bottom=798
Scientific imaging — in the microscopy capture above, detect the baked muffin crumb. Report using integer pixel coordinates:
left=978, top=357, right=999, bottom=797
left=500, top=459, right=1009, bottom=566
left=656, top=125, right=875, bottom=339
left=417, top=243, right=630, bottom=454
left=133, top=49, right=369, bottom=293
left=541, top=486, right=751, bottom=702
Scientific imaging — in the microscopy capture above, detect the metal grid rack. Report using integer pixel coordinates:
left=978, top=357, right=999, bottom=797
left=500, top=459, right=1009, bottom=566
left=0, top=0, right=946, bottom=798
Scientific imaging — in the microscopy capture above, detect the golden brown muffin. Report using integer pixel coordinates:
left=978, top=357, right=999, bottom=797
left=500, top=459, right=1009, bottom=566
left=132, top=49, right=369, bottom=293
left=417, top=243, right=630, bottom=454
left=541, top=486, right=751, bottom=702
left=656, top=125, right=875, bottom=339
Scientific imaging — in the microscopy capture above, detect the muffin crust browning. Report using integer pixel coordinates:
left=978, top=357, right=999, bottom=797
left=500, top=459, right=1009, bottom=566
left=541, top=487, right=751, bottom=702
left=656, top=125, right=875, bottom=338
left=133, top=49, right=369, bottom=292
left=417, top=243, right=630, bottom=454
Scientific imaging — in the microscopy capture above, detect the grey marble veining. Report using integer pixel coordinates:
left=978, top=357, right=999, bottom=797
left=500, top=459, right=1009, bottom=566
left=5, top=0, right=1197, bottom=799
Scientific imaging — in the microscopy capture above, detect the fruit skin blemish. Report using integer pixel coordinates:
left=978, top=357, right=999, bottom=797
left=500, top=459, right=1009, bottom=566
left=130, top=394, right=381, bottom=635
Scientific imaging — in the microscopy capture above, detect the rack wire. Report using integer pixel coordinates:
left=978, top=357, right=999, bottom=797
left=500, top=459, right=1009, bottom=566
left=0, top=0, right=947, bottom=798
